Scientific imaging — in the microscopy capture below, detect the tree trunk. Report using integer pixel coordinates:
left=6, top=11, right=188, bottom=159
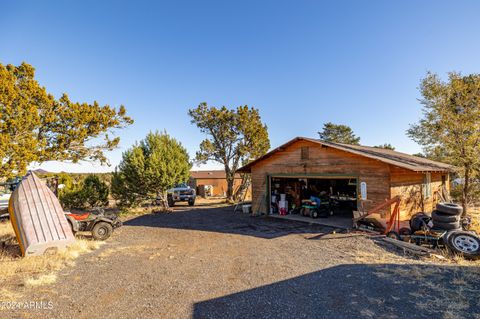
left=225, top=167, right=235, bottom=201
left=157, top=190, right=170, bottom=212
left=163, top=191, right=170, bottom=211
left=462, top=166, right=470, bottom=217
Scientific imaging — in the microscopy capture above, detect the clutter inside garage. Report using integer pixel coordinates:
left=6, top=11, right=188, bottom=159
left=269, top=177, right=357, bottom=225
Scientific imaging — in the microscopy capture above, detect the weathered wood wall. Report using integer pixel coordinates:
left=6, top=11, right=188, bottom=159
left=194, top=178, right=251, bottom=199
left=250, top=140, right=391, bottom=215
left=390, top=167, right=448, bottom=219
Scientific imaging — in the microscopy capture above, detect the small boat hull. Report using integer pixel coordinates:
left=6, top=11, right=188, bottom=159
left=9, top=172, right=75, bottom=256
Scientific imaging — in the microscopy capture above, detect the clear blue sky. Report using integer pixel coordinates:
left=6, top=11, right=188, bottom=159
left=2, top=1, right=480, bottom=172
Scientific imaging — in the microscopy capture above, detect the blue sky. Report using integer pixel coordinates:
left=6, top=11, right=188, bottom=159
left=2, top=1, right=480, bottom=172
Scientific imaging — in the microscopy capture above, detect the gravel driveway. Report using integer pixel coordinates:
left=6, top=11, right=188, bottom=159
left=6, top=204, right=480, bottom=319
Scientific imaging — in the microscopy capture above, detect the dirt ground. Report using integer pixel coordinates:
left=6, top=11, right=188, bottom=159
left=2, top=202, right=480, bottom=319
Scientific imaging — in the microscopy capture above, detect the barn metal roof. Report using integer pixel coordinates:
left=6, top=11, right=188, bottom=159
left=238, top=137, right=454, bottom=173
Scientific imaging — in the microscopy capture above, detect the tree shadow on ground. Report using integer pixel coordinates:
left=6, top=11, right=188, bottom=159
left=124, top=206, right=342, bottom=239
left=193, top=263, right=480, bottom=319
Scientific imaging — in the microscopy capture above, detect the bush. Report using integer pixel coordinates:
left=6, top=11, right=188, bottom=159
left=111, top=131, right=191, bottom=208
left=82, top=175, right=109, bottom=207
left=60, top=174, right=109, bottom=209
left=59, top=190, right=86, bottom=210
left=111, top=169, right=139, bottom=207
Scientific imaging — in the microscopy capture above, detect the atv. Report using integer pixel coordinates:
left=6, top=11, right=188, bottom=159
left=65, top=208, right=122, bottom=240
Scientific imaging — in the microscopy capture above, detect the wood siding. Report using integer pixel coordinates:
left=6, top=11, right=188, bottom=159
left=390, top=167, right=448, bottom=220
left=250, top=140, right=391, bottom=215
left=194, top=178, right=251, bottom=199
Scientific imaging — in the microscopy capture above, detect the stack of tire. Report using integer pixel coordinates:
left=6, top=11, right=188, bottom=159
left=431, top=203, right=463, bottom=231
left=434, top=203, right=480, bottom=260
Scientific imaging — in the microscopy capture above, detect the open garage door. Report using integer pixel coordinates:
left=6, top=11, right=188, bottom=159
left=268, top=175, right=358, bottom=228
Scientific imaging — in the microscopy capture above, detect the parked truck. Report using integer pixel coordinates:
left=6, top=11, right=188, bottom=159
left=167, top=183, right=196, bottom=206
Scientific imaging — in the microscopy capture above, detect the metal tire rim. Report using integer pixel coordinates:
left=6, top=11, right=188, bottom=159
left=98, top=227, right=107, bottom=236
left=453, top=235, right=480, bottom=253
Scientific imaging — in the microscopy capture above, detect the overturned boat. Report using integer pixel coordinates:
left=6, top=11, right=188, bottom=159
left=9, top=171, right=75, bottom=256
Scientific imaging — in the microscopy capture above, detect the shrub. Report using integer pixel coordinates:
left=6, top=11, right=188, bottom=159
left=60, top=174, right=109, bottom=209
left=111, top=131, right=191, bottom=208
left=82, top=175, right=109, bottom=207
left=60, top=190, right=87, bottom=210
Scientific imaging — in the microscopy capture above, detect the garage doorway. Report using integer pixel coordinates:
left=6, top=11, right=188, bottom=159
left=268, top=176, right=358, bottom=229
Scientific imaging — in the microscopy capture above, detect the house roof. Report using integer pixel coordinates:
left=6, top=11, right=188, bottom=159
left=238, top=137, right=454, bottom=173
left=190, top=170, right=242, bottom=179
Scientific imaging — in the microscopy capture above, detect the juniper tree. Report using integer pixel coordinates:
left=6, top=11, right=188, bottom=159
left=188, top=103, right=270, bottom=200
left=111, top=131, right=191, bottom=208
left=0, top=62, right=133, bottom=178
left=318, top=122, right=360, bottom=145
left=408, top=72, right=480, bottom=214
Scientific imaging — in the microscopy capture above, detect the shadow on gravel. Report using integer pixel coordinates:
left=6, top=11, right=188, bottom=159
left=124, top=206, right=337, bottom=239
left=193, top=263, right=480, bottom=319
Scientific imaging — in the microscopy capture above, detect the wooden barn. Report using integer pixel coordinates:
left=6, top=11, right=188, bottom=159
left=190, top=170, right=251, bottom=199
left=238, top=137, right=453, bottom=228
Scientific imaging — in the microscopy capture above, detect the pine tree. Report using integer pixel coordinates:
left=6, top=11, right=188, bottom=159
left=318, top=122, right=360, bottom=145
left=111, top=131, right=191, bottom=208
left=0, top=62, right=133, bottom=178
left=188, top=103, right=270, bottom=200
left=408, top=72, right=480, bottom=214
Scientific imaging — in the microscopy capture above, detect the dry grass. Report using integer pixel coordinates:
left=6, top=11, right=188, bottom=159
left=0, top=288, right=22, bottom=300
left=468, top=209, right=480, bottom=234
left=118, top=197, right=232, bottom=218
left=372, top=259, right=480, bottom=317
left=24, top=273, right=57, bottom=287
left=0, top=221, right=103, bottom=299
left=119, top=206, right=156, bottom=217
left=353, top=246, right=426, bottom=266
left=354, top=236, right=480, bottom=316
left=195, top=198, right=234, bottom=208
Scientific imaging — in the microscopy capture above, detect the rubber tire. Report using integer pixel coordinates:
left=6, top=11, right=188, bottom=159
left=432, top=210, right=460, bottom=223
left=436, top=203, right=463, bottom=216
left=311, top=210, right=319, bottom=219
left=92, top=222, right=113, bottom=241
left=443, top=229, right=458, bottom=244
left=188, top=200, right=195, bottom=206
left=410, top=212, right=431, bottom=232
left=168, top=197, right=175, bottom=207
left=433, top=220, right=461, bottom=230
left=446, top=231, right=480, bottom=260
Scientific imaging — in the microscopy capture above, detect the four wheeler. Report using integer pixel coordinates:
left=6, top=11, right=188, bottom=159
left=65, top=208, right=122, bottom=240
left=300, top=198, right=332, bottom=218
